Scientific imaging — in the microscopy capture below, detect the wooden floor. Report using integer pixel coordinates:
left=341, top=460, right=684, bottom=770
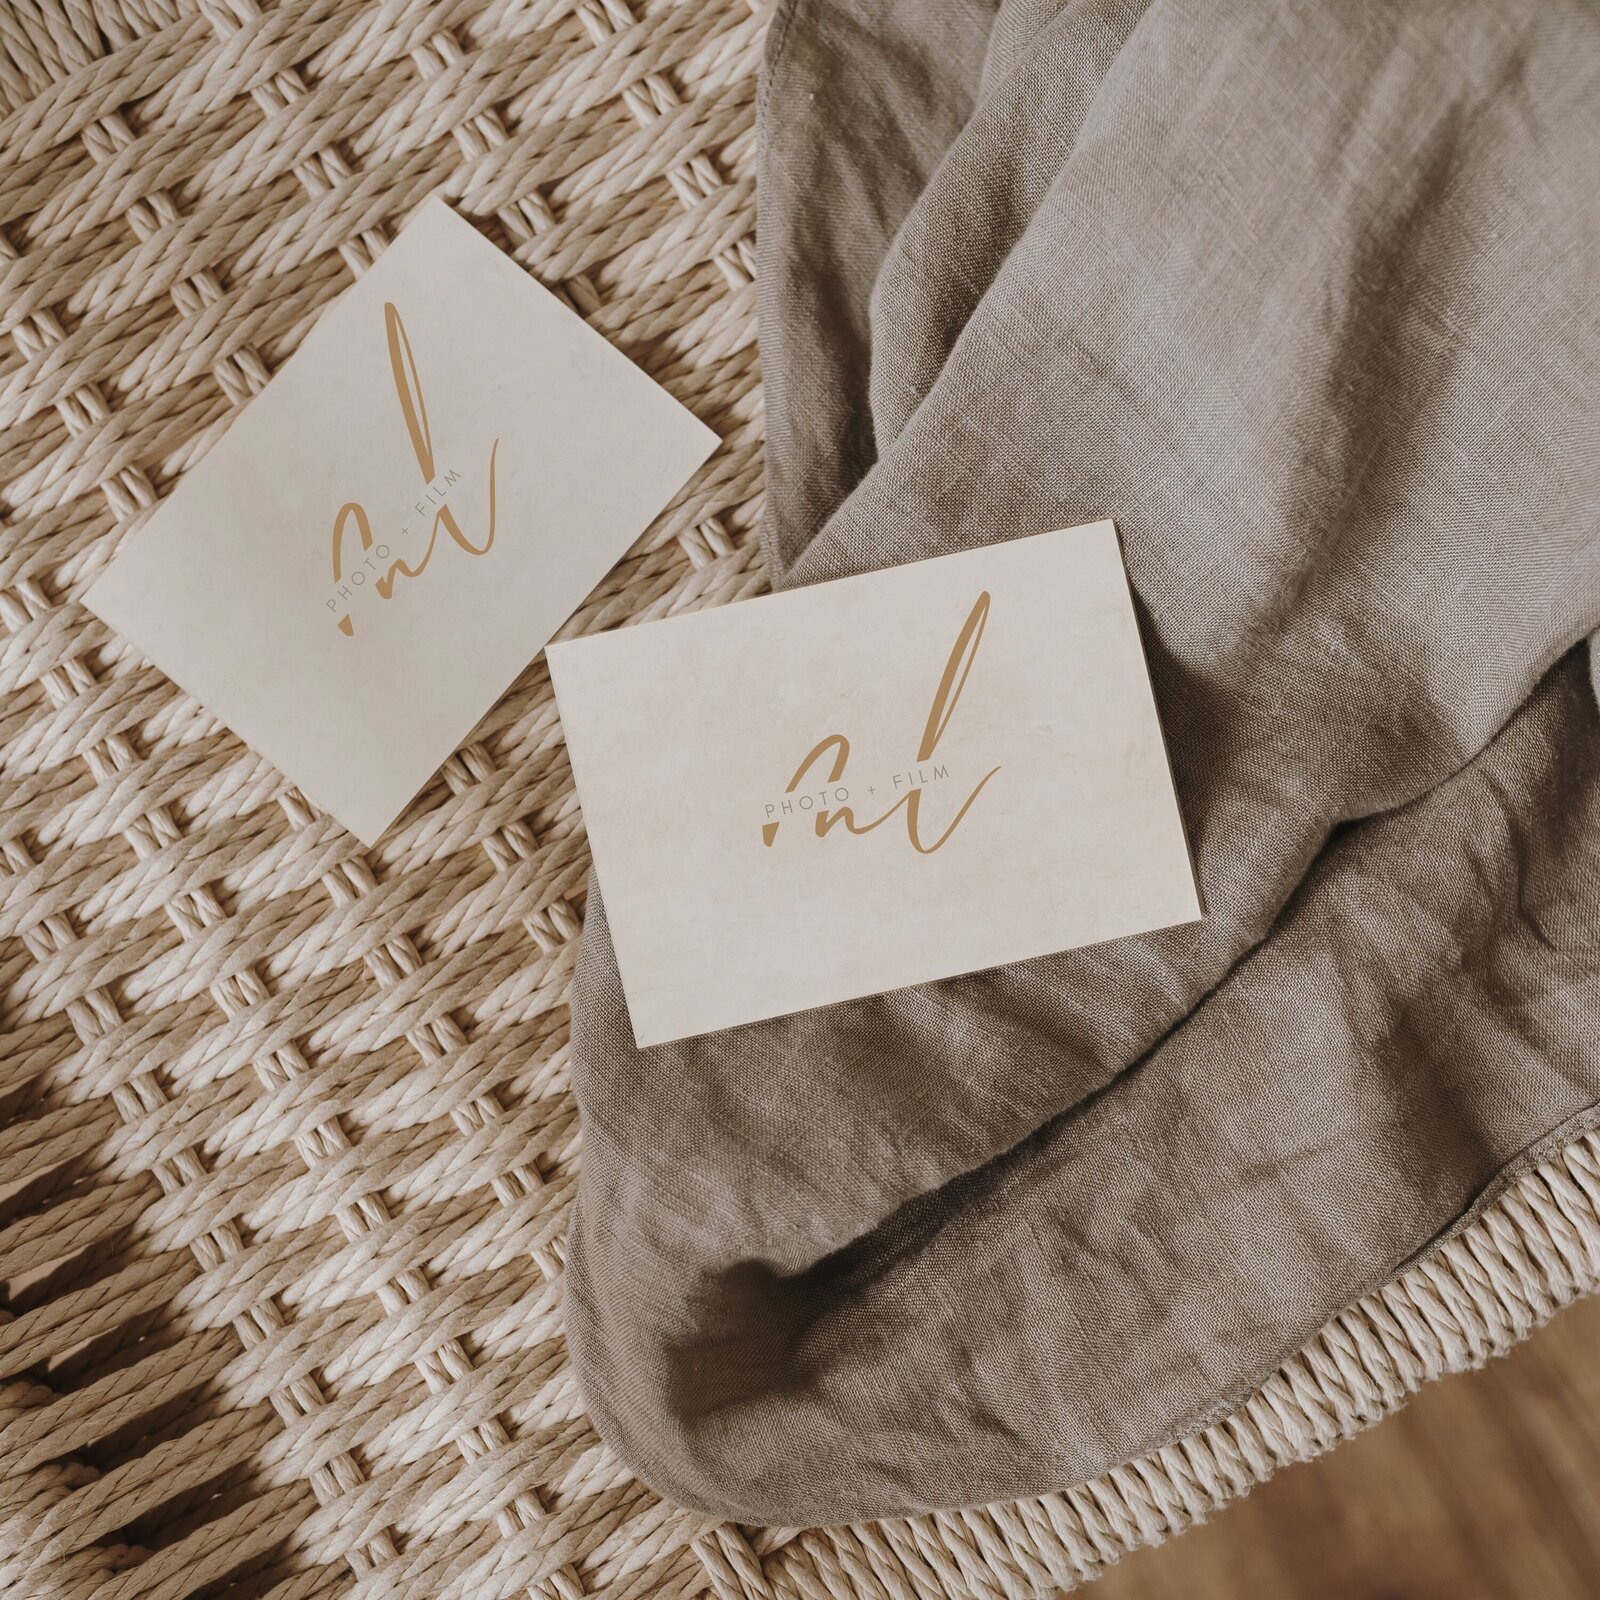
left=1090, top=1294, right=1600, bottom=1599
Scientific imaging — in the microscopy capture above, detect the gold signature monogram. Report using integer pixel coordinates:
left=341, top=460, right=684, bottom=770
left=761, top=591, right=1000, bottom=854
left=329, top=302, right=500, bottom=637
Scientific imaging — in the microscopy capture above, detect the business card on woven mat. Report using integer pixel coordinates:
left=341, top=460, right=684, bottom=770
left=86, top=199, right=717, bottom=845
left=549, top=522, right=1201, bottom=1046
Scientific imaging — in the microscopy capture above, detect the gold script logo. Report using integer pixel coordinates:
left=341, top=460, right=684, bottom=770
left=328, top=303, right=500, bottom=637
left=761, top=592, right=1001, bottom=854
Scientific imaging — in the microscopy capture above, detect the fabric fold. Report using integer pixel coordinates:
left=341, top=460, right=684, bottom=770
left=566, top=0, right=1600, bottom=1524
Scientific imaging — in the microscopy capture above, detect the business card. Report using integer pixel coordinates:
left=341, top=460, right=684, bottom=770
left=86, top=199, right=718, bottom=844
left=548, top=523, right=1201, bottom=1046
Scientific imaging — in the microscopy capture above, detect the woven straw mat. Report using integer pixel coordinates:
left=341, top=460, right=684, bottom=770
left=3, top=2, right=1600, bottom=1597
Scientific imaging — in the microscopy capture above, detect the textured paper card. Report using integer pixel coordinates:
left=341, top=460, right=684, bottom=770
left=549, top=522, right=1201, bottom=1046
left=86, top=199, right=717, bottom=844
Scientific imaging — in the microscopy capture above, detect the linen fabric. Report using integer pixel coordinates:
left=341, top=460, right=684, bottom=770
left=564, top=0, right=1600, bottom=1524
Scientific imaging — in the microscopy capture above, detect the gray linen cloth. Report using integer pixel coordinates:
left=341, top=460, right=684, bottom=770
left=565, top=0, right=1600, bottom=1524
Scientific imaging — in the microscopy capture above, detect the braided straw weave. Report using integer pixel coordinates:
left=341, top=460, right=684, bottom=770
left=2, top=2, right=1597, bottom=1596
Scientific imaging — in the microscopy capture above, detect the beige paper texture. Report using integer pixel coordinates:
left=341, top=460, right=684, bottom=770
left=549, top=523, right=1202, bottom=1046
left=86, top=199, right=717, bottom=844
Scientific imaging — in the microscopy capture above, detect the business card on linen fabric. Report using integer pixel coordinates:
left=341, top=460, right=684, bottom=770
left=548, top=522, right=1202, bottom=1047
left=85, top=199, right=717, bottom=845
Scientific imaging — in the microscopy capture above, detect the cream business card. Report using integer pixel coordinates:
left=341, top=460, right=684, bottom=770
left=548, top=522, right=1201, bottom=1046
left=86, top=198, right=717, bottom=844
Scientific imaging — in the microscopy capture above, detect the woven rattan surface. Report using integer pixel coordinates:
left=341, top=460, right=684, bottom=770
left=2, top=2, right=1599, bottom=1597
